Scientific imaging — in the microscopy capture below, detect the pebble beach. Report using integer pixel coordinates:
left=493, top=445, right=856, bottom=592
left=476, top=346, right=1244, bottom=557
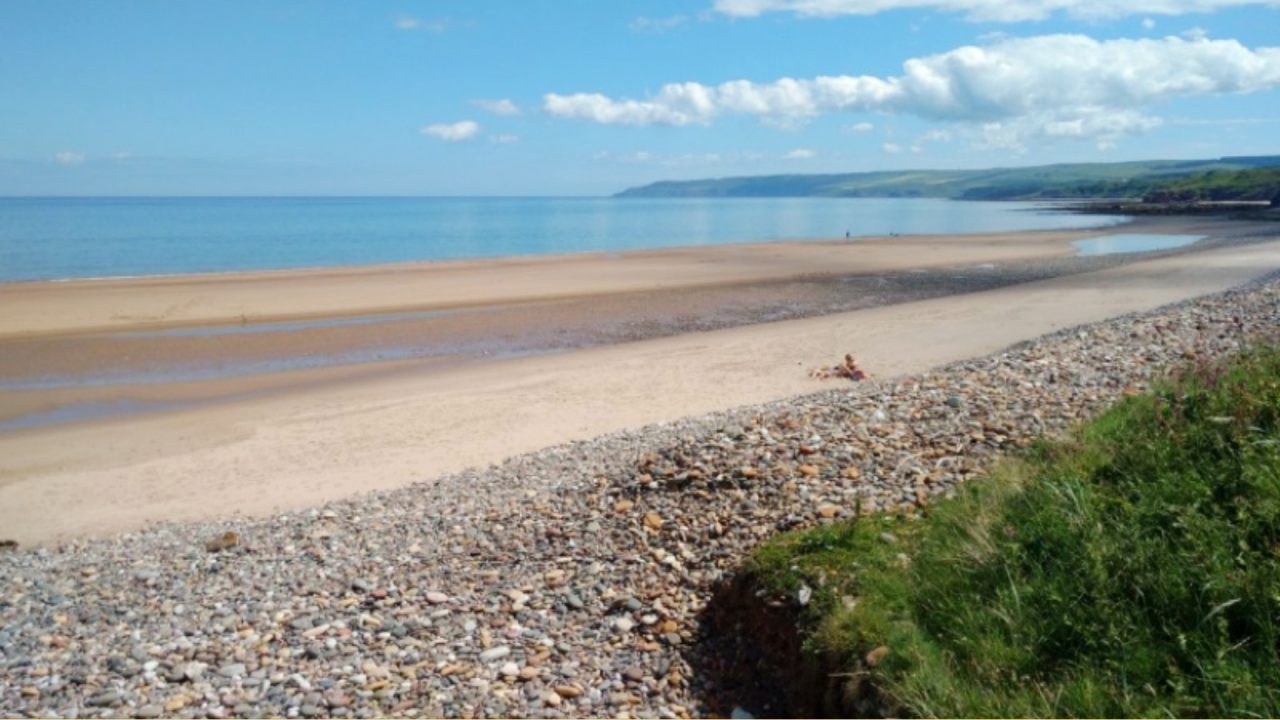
left=3, top=273, right=1279, bottom=719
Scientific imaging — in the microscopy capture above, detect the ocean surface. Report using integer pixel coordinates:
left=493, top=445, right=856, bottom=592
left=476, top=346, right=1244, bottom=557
left=0, top=197, right=1124, bottom=283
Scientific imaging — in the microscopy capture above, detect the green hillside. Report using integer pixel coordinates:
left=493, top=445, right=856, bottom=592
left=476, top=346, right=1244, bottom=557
left=1142, top=167, right=1280, bottom=203
left=614, top=156, right=1280, bottom=201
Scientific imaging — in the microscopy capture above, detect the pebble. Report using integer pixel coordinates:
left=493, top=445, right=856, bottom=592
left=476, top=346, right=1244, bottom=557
left=86, top=690, right=122, bottom=707
left=1, top=276, right=1278, bottom=719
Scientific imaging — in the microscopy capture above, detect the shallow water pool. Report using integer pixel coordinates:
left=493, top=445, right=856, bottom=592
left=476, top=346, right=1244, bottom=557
left=1073, top=233, right=1205, bottom=256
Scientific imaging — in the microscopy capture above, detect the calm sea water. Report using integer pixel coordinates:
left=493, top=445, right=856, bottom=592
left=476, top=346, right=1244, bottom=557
left=0, top=197, right=1123, bottom=282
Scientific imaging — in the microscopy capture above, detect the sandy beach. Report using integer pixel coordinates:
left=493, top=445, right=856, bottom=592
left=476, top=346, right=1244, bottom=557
left=3, top=218, right=1280, bottom=719
left=0, top=216, right=1277, bottom=544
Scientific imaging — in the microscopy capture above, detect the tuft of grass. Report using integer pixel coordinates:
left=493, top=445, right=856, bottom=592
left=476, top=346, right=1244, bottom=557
left=745, top=345, right=1280, bottom=717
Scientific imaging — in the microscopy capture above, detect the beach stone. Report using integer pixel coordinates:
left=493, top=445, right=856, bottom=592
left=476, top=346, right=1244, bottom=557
left=554, top=685, right=583, bottom=699
left=4, top=276, right=1279, bottom=719
left=86, top=690, right=123, bottom=707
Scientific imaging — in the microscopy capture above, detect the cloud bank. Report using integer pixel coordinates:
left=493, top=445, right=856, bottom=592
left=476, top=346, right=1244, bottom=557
left=420, top=120, right=480, bottom=141
left=712, top=0, right=1280, bottom=22
left=544, top=34, right=1280, bottom=147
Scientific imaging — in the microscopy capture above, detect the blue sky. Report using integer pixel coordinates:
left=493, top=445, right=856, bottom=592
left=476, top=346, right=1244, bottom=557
left=1, top=0, right=1278, bottom=195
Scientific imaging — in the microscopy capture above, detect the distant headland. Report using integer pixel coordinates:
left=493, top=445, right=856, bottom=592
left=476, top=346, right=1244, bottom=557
left=615, top=155, right=1280, bottom=206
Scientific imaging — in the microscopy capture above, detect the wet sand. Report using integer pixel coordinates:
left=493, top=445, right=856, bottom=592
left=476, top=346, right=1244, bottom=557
left=1, top=216, right=1276, bottom=543
left=0, top=224, right=1118, bottom=339
left=0, top=216, right=1238, bottom=429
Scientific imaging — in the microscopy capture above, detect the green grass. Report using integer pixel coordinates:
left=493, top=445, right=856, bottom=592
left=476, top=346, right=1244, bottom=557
left=745, top=346, right=1280, bottom=717
left=1144, top=168, right=1280, bottom=204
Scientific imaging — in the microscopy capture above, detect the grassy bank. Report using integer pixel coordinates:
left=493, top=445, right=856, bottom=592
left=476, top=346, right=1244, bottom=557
left=744, top=345, right=1280, bottom=717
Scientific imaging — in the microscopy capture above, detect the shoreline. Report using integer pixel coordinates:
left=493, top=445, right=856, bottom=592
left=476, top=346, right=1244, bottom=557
left=2, top=268, right=1278, bottom=719
left=0, top=219, right=1156, bottom=339
left=0, top=216, right=1250, bottom=436
left=1, top=230, right=1278, bottom=545
left=0, top=216, right=1126, bottom=289
left=0, top=197, right=1129, bottom=289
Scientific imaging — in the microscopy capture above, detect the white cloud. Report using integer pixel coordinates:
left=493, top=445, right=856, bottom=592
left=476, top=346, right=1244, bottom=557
left=489, top=134, right=520, bottom=144
left=784, top=148, right=817, bottom=159
left=975, top=109, right=1163, bottom=151
left=1142, top=17, right=1157, bottom=28
left=472, top=98, right=521, bottom=116
left=395, top=15, right=447, bottom=32
left=712, top=0, right=1280, bottom=22
left=844, top=121, right=876, bottom=133
left=631, top=14, right=689, bottom=32
left=882, top=142, right=903, bottom=154
left=53, top=151, right=85, bottom=166
left=420, top=120, right=480, bottom=141
left=1182, top=26, right=1210, bottom=39
left=544, top=34, right=1280, bottom=147
left=909, top=128, right=953, bottom=152
left=544, top=82, right=721, bottom=127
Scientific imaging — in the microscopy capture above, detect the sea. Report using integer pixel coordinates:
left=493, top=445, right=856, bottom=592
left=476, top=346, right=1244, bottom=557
left=0, top=196, right=1124, bottom=283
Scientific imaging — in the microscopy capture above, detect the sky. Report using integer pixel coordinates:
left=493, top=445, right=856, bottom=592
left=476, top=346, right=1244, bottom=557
left=1, top=0, right=1278, bottom=196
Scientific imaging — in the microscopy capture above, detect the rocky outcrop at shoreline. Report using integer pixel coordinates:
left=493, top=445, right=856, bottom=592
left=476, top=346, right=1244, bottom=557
left=2, top=275, right=1279, bottom=719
